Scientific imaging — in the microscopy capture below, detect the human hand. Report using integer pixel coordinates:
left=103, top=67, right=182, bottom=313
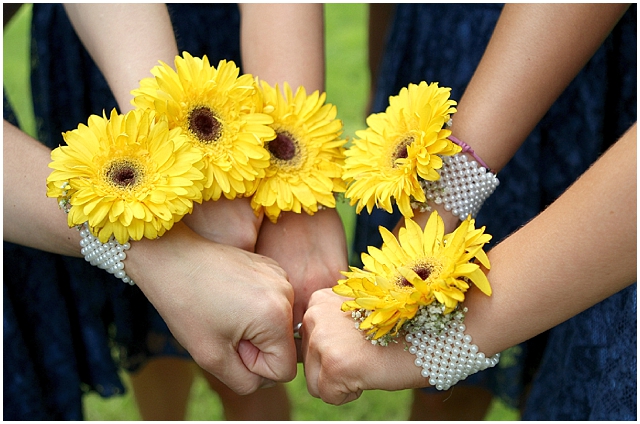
left=255, top=209, right=348, bottom=327
left=182, top=197, right=263, bottom=252
left=256, top=209, right=348, bottom=361
left=301, top=288, right=428, bottom=405
left=126, top=222, right=297, bottom=395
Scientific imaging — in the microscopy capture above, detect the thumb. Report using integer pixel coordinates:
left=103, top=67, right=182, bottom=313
left=211, top=343, right=271, bottom=395
left=238, top=336, right=297, bottom=383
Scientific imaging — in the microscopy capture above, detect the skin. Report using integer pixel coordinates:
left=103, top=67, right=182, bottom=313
left=3, top=120, right=298, bottom=396
left=303, top=4, right=635, bottom=404
left=58, top=3, right=346, bottom=418
left=240, top=3, right=349, bottom=330
left=399, top=3, right=630, bottom=235
left=301, top=122, right=636, bottom=405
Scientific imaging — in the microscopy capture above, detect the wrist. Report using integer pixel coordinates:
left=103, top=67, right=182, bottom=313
left=124, top=222, right=200, bottom=294
left=413, top=139, right=499, bottom=222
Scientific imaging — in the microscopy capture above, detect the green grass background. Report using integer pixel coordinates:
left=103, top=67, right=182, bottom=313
left=4, top=4, right=518, bottom=420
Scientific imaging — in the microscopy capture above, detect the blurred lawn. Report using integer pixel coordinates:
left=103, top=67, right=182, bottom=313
left=4, top=4, right=518, bottom=421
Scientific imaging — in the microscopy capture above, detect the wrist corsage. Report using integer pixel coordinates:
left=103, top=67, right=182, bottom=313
left=250, top=81, right=347, bottom=223
left=333, top=211, right=500, bottom=390
left=131, top=52, right=347, bottom=223
left=46, top=108, right=206, bottom=284
left=131, top=52, right=275, bottom=202
left=342, top=81, right=498, bottom=220
left=46, top=52, right=347, bottom=285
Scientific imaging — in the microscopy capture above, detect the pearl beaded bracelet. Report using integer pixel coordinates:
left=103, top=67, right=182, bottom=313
left=78, top=222, right=135, bottom=285
left=418, top=154, right=499, bottom=219
left=405, top=310, right=500, bottom=391
left=57, top=184, right=134, bottom=285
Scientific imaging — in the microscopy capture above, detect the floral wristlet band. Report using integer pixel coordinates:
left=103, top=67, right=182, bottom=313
left=46, top=109, right=207, bottom=285
left=79, top=222, right=134, bottom=285
left=342, top=81, right=499, bottom=220
left=334, top=212, right=500, bottom=390
left=131, top=53, right=346, bottom=224
left=54, top=182, right=135, bottom=285
left=416, top=151, right=500, bottom=219
left=46, top=53, right=346, bottom=285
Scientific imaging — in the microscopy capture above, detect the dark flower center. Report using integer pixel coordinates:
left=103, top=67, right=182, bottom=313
left=398, top=265, right=432, bottom=288
left=268, top=132, right=297, bottom=161
left=189, top=106, right=221, bottom=143
left=392, top=136, right=413, bottom=166
left=106, top=160, right=140, bottom=188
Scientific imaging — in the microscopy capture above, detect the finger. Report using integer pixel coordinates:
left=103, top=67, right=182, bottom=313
left=238, top=340, right=296, bottom=382
left=237, top=340, right=284, bottom=387
left=241, top=334, right=297, bottom=382
left=198, top=343, right=267, bottom=396
left=301, top=310, right=321, bottom=398
left=318, top=379, right=362, bottom=406
left=239, top=294, right=297, bottom=382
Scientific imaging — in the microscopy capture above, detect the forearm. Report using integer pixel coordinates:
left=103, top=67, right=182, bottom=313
left=239, top=3, right=325, bottom=91
left=407, top=3, right=630, bottom=234
left=466, top=123, right=637, bottom=356
left=451, top=3, right=629, bottom=171
left=3, top=121, right=82, bottom=256
left=63, top=4, right=178, bottom=112
left=302, top=124, right=636, bottom=403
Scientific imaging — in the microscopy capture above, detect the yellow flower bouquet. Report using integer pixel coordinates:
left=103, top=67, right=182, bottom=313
left=46, top=108, right=205, bottom=244
left=333, top=211, right=492, bottom=346
left=131, top=53, right=275, bottom=202
left=342, top=81, right=461, bottom=218
left=251, top=81, right=347, bottom=222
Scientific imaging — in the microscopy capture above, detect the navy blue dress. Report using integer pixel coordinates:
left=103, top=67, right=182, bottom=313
left=354, top=4, right=637, bottom=419
left=4, top=4, right=242, bottom=420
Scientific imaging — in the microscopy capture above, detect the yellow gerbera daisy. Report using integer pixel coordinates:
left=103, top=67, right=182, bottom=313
left=131, top=52, right=274, bottom=201
left=333, top=211, right=492, bottom=341
left=343, top=81, right=461, bottom=218
left=250, top=81, right=346, bottom=222
left=46, top=108, right=205, bottom=244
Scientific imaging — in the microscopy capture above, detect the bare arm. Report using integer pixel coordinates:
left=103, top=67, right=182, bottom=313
left=465, top=122, right=637, bottom=355
left=453, top=3, right=629, bottom=171
left=3, top=120, right=81, bottom=255
left=302, top=122, right=637, bottom=404
left=239, top=4, right=348, bottom=335
left=63, top=4, right=178, bottom=111
left=239, top=3, right=325, bottom=91
left=62, top=4, right=263, bottom=252
left=3, top=120, right=297, bottom=394
left=406, top=3, right=630, bottom=233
